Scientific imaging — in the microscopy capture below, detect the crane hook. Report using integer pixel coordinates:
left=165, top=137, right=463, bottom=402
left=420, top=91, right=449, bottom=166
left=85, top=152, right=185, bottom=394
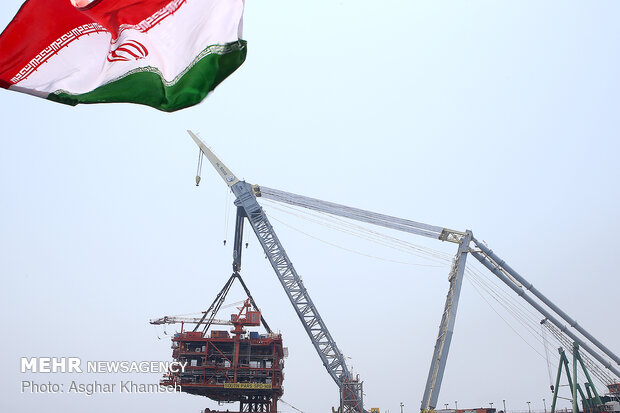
left=195, top=148, right=204, bottom=186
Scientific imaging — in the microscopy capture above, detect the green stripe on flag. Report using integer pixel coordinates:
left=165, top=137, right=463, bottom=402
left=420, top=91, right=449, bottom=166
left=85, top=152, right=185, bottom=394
left=48, top=40, right=246, bottom=112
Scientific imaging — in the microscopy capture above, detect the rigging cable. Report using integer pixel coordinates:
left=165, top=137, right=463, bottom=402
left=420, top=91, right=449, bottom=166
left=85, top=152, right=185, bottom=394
left=542, top=319, right=616, bottom=387
left=467, top=265, right=560, bottom=356
left=155, top=301, right=248, bottom=319
left=542, top=321, right=556, bottom=389
left=466, top=264, right=545, bottom=334
left=266, top=212, right=444, bottom=267
left=280, top=398, right=305, bottom=413
left=223, top=189, right=232, bottom=245
left=259, top=196, right=618, bottom=386
left=262, top=199, right=452, bottom=264
left=465, top=263, right=548, bottom=360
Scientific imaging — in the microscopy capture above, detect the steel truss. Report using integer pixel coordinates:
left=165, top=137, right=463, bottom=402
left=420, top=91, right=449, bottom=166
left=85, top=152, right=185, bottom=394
left=232, top=181, right=362, bottom=411
left=421, top=231, right=472, bottom=411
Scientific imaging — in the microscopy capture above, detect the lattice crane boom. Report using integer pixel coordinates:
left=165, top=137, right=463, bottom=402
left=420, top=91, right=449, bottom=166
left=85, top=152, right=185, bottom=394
left=188, top=131, right=364, bottom=413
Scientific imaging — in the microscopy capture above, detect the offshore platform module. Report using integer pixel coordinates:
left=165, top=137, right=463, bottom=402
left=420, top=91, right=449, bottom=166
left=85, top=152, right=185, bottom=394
left=152, top=195, right=287, bottom=412
left=153, top=131, right=619, bottom=413
left=158, top=296, right=285, bottom=413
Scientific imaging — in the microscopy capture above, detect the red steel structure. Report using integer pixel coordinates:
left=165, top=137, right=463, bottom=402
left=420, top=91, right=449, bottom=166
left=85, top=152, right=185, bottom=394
left=161, top=299, right=285, bottom=412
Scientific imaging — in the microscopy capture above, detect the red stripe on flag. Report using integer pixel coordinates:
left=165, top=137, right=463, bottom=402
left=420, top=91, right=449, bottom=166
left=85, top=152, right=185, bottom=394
left=0, top=0, right=178, bottom=86
left=78, top=0, right=171, bottom=36
left=0, top=0, right=91, bottom=86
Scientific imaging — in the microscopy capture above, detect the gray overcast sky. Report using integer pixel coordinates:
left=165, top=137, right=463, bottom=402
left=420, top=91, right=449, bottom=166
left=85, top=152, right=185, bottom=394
left=1, top=1, right=619, bottom=413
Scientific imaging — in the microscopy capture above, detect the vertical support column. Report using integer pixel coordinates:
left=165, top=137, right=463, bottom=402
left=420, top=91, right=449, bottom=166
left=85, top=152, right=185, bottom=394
left=420, top=230, right=472, bottom=412
left=233, top=206, right=246, bottom=272
left=233, top=332, right=240, bottom=382
left=573, top=344, right=580, bottom=413
left=550, top=348, right=566, bottom=413
left=575, top=343, right=603, bottom=407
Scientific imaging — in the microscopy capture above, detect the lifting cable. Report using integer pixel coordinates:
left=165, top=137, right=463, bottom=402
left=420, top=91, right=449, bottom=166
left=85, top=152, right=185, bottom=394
left=223, top=189, right=232, bottom=245
left=466, top=260, right=547, bottom=330
left=280, top=398, right=306, bottom=413
left=466, top=264, right=544, bottom=334
left=193, top=273, right=237, bottom=334
left=463, top=261, right=572, bottom=368
left=162, top=301, right=247, bottom=318
left=542, top=319, right=616, bottom=387
left=466, top=258, right=618, bottom=387
left=541, top=322, right=556, bottom=389
left=195, top=149, right=203, bottom=186
left=243, top=215, right=249, bottom=249
left=192, top=272, right=272, bottom=335
left=234, top=272, right=272, bottom=334
left=465, top=264, right=548, bottom=360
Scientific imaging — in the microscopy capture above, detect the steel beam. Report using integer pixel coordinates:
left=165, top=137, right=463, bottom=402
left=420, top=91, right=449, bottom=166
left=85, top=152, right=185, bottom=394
left=473, top=238, right=620, bottom=367
left=470, top=249, right=620, bottom=378
left=420, top=231, right=472, bottom=412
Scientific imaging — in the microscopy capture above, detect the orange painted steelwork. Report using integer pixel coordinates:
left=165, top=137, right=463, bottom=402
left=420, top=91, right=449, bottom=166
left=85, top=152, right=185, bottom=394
left=161, top=300, right=284, bottom=412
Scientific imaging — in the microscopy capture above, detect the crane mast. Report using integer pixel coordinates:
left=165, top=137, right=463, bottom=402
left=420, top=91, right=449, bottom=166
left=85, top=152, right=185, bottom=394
left=420, top=230, right=472, bottom=412
left=188, top=131, right=364, bottom=413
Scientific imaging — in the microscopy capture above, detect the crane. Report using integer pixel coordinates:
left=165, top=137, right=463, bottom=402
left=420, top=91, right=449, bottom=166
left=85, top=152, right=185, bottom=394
left=187, top=131, right=619, bottom=413
left=189, top=131, right=365, bottom=413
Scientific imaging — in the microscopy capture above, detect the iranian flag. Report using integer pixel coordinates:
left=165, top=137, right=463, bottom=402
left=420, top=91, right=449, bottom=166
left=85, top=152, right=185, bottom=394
left=0, top=0, right=246, bottom=112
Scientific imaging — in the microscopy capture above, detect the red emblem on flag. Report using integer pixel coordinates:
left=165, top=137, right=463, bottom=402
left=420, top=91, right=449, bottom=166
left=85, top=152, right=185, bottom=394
left=107, top=40, right=149, bottom=62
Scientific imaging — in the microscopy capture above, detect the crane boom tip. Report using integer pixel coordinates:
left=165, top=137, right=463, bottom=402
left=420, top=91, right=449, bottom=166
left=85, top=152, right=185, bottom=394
left=186, top=130, right=239, bottom=188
